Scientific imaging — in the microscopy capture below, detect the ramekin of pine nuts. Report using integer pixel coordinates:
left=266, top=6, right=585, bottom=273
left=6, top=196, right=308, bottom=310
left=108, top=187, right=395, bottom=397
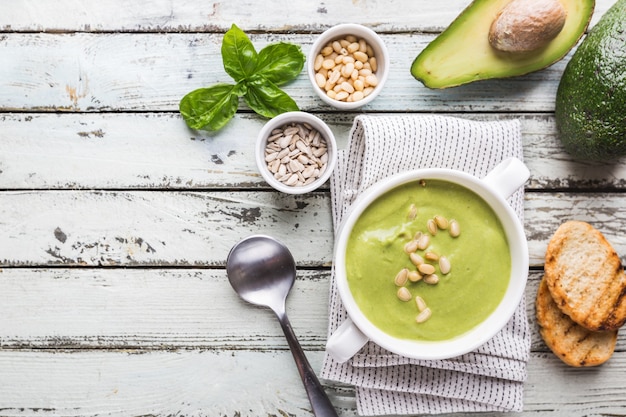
left=307, top=24, right=389, bottom=110
left=255, top=111, right=337, bottom=194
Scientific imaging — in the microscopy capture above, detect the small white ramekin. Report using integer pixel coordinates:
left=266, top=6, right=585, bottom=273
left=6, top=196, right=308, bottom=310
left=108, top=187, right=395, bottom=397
left=256, top=111, right=337, bottom=194
left=307, top=23, right=389, bottom=110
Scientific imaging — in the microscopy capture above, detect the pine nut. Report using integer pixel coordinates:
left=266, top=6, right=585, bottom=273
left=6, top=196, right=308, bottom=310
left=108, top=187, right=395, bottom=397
left=342, top=62, right=354, bottom=78
left=341, top=81, right=355, bottom=93
left=322, top=59, right=335, bottom=70
left=408, top=270, right=423, bottom=282
left=335, top=91, right=349, bottom=101
left=427, top=219, right=438, bottom=235
left=410, top=253, right=424, bottom=266
left=415, top=295, right=428, bottom=312
left=394, top=268, right=409, bottom=286
left=352, top=91, right=364, bottom=102
left=369, top=56, right=378, bottom=72
left=418, top=263, right=436, bottom=275
left=313, top=35, right=379, bottom=103
left=416, top=234, right=430, bottom=250
left=425, top=251, right=439, bottom=261
left=321, top=46, right=333, bottom=56
left=315, top=73, right=326, bottom=88
left=397, top=287, right=412, bottom=302
left=365, top=74, right=379, bottom=87
left=404, top=240, right=419, bottom=254
left=439, top=256, right=451, bottom=275
left=449, top=220, right=461, bottom=237
left=434, top=215, right=449, bottom=230
left=314, top=54, right=324, bottom=71
left=354, top=51, right=368, bottom=62
left=423, top=274, right=439, bottom=285
left=416, top=307, right=432, bottom=323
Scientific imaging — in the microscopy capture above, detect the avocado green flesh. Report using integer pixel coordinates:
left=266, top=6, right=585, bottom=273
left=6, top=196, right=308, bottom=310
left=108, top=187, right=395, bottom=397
left=345, top=180, right=511, bottom=342
left=411, top=0, right=595, bottom=88
left=556, top=0, right=626, bottom=160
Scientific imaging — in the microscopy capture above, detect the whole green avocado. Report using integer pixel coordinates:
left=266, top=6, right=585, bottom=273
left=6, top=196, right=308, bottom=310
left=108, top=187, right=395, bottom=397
left=555, top=0, right=626, bottom=160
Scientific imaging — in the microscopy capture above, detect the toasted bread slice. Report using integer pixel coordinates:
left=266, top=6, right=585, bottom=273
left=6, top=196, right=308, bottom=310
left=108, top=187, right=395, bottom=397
left=536, top=277, right=617, bottom=367
left=545, top=220, right=626, bottom=331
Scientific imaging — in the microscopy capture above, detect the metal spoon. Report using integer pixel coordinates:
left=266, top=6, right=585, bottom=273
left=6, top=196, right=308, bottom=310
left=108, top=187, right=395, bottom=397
left=226, top=235, right=338, bottom=417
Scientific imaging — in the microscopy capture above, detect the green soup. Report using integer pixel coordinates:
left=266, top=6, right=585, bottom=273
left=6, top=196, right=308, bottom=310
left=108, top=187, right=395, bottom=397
left=345, top=179, right=511, bottom=341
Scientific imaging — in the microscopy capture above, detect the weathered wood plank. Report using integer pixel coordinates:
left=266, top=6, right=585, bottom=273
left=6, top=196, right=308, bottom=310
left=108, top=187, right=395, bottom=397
left=0, top=0, right=613, bottom=33
left=1, top=191, right=625, bottom=267
left=0, top=268, right=623, bottom=353
left=0, top=190, right=334, bottom=267
left=0, top=348, right=623, bottom=417
left=0, top=32, right=581, bottom=112
left=1, top=113, right=625, bottom=191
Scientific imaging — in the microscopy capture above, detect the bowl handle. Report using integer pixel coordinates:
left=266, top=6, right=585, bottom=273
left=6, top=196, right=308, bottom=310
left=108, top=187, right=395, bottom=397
left=326, top=317, right=369, bottom=363
left=482, top=157, right=530, bottom=199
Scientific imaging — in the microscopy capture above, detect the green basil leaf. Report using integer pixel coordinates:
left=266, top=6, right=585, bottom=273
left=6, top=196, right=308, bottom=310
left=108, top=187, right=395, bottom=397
left=222, top=24, right=258, bottom=82
left=244, top=75, right=299, bottom=118
left=256, top=42, right=305, bottom=86
left=179, top=83, right=239, bottom=131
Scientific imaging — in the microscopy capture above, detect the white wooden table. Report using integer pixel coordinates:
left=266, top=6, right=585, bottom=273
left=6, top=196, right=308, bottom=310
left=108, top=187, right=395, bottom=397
left=1, top=1, right=625, bottom=415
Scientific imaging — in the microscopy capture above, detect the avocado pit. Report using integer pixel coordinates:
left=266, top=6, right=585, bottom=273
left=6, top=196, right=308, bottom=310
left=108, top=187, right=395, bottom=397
left=489, top=0, right=567, bottom=52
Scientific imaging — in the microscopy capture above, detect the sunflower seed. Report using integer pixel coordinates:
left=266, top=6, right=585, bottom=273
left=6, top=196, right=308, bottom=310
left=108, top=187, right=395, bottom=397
left=264, top=122, right=330, bottom=187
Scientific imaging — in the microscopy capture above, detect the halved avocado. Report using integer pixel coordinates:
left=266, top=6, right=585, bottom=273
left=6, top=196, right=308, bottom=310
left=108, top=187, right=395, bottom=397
left=411, top=0, right=595, bottom=88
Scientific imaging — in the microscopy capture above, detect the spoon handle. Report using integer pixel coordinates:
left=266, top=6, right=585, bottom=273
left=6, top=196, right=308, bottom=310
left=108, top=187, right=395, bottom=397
left=277, top=312, right=339, bottom=417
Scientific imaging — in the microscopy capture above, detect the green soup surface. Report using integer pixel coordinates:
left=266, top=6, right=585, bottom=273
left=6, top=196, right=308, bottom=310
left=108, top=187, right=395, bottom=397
left=345, top=179, right=511, bottom=341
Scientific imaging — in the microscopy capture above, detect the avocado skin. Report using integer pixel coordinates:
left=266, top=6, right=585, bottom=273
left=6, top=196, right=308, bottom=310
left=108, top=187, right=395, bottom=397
left=555, top=0, right=626, bottom=161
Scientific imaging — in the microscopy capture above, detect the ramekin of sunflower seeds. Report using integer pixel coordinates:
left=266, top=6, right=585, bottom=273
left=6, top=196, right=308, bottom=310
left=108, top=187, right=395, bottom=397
left=256, top=111, right=337, bottom=194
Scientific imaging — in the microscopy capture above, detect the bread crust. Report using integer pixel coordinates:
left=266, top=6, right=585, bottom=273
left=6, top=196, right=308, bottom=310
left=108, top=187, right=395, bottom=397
left=544, top=220, right=626, bottom=331
left=536, top=277, right=617, bottom=367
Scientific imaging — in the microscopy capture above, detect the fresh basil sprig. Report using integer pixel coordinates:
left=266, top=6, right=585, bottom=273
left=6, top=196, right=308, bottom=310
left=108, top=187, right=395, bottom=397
left=179, top=24, right=305, bottom=131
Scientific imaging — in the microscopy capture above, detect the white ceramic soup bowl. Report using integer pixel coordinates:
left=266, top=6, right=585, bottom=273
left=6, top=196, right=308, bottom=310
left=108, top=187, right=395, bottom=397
left=327, top=157, right=530, bottom=362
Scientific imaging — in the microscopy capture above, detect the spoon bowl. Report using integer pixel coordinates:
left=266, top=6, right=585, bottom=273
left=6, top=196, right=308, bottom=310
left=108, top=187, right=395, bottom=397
left=226, top=235, right=338, bottom=417
left=226, top=235, right=295, bottom=310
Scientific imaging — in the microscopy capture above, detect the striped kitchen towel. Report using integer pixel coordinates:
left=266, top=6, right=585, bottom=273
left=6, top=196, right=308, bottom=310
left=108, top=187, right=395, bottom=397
left=320, top=114, right=530, bottom=415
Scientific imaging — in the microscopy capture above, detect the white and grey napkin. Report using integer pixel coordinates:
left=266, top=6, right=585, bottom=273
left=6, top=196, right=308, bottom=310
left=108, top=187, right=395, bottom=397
left=320, top=115, right=530, bottom=415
